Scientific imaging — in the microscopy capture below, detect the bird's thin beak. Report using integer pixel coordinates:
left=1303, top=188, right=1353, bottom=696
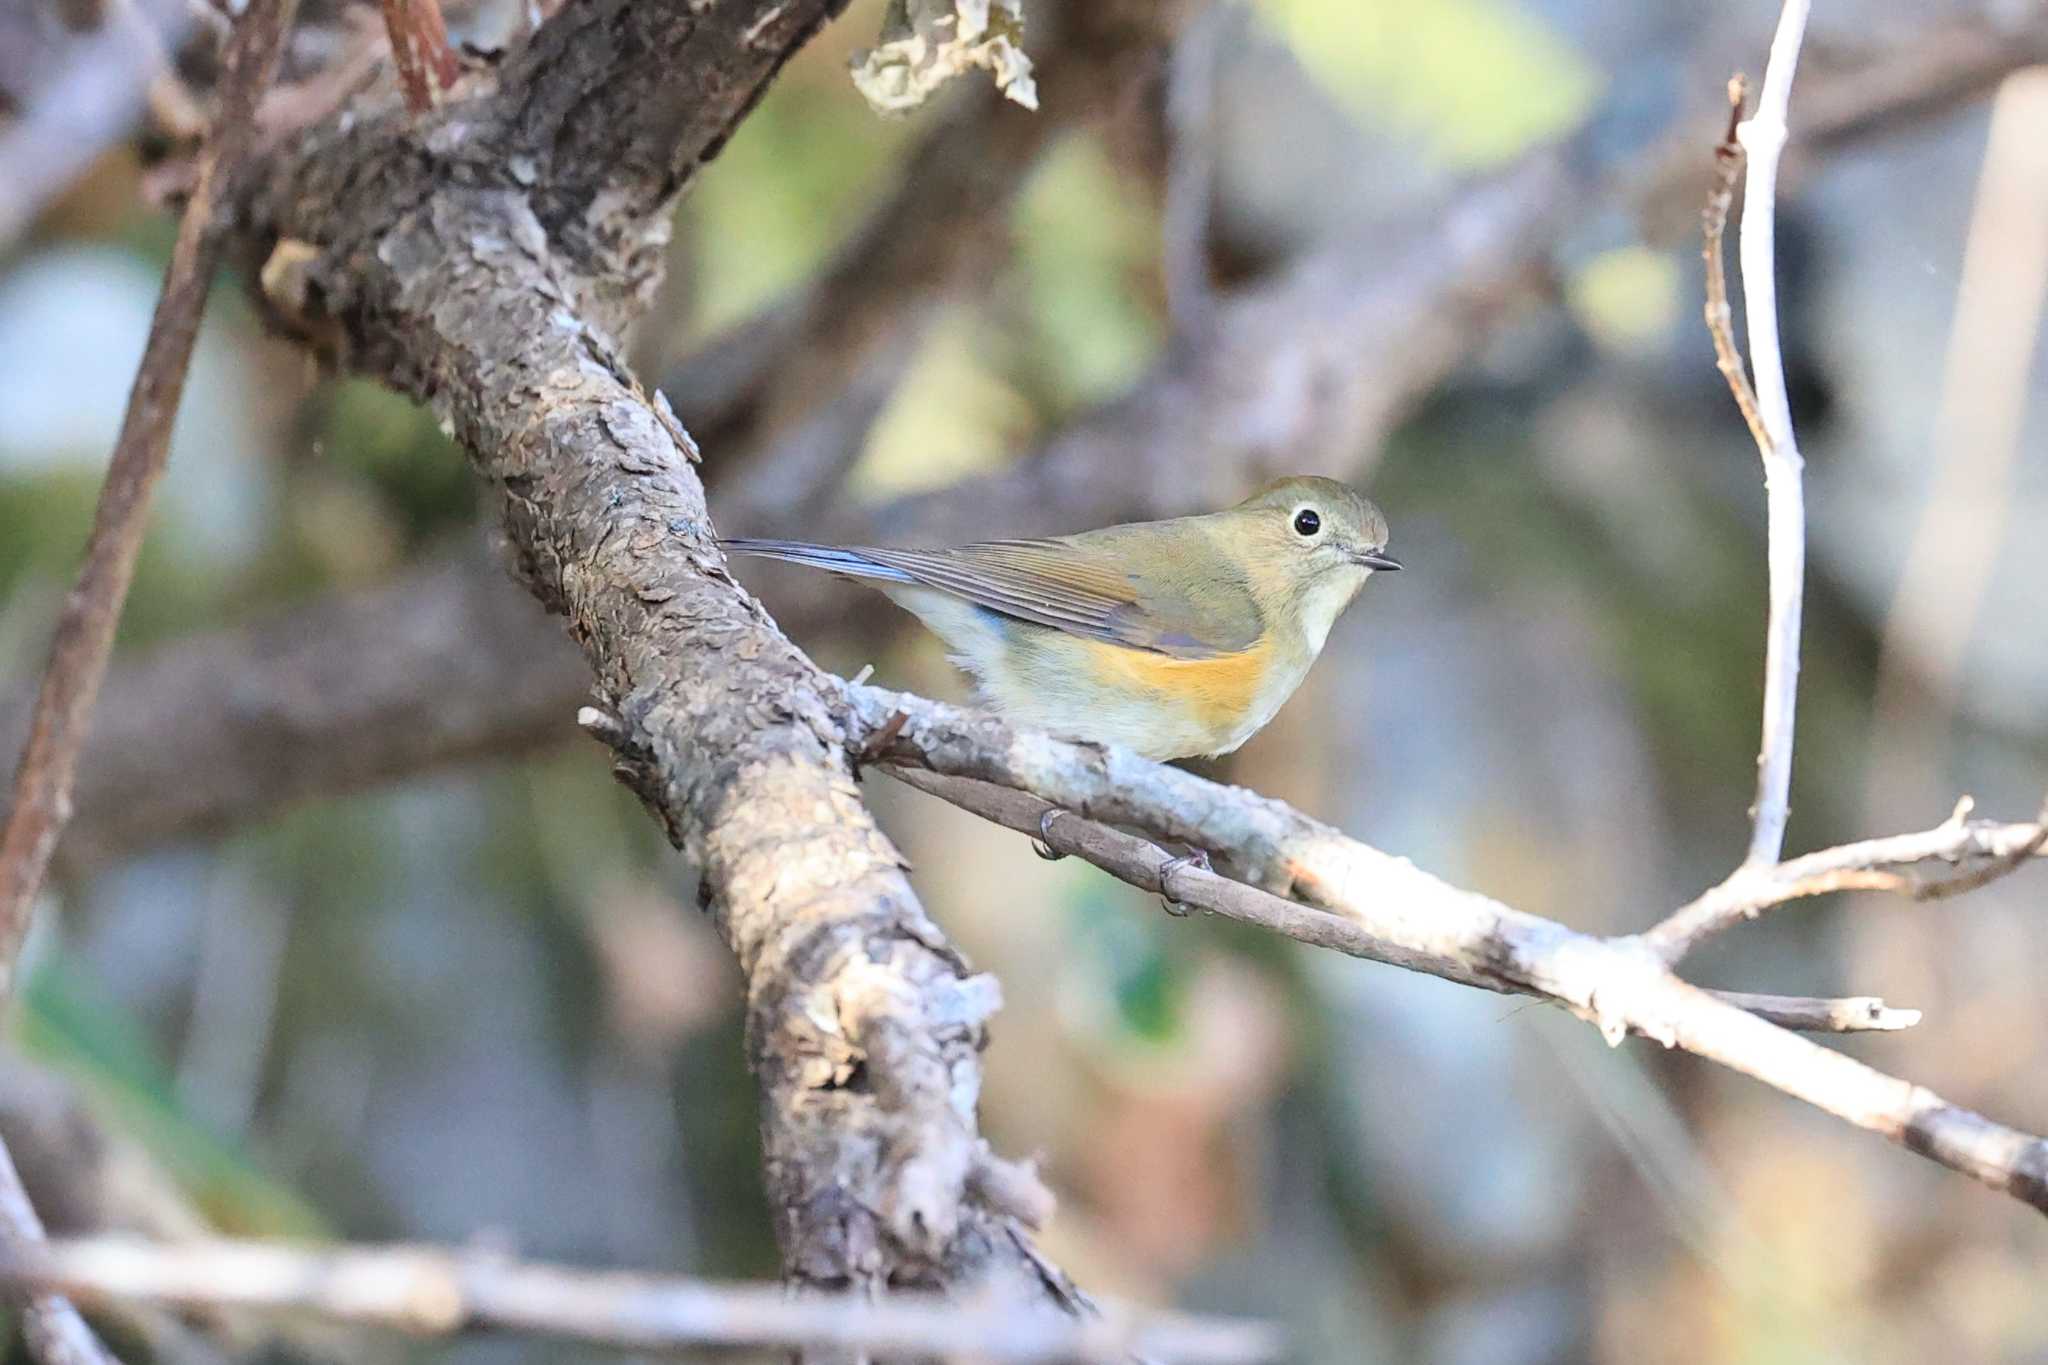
left=1353, top=548, right=1402, bottom=572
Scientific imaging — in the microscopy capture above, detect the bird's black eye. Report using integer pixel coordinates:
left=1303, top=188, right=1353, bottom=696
left=1293, top=508, right=1322, bottom=537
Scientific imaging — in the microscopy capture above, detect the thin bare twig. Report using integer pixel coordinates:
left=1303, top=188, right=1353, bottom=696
left=1705, top=991, right=1921, bottom=1034
left=1643, top=795, right=2048, bottom=962
left=1701, top=73, right=1772, bottom=457
left=1732, top=0, right=1811, bottom=869
left=377, top=0, right=458, bottom=114
left=885, top=768, right=1511, bottom=992
left=0, top=0, right=299, bottom=996
left=1913, top=801, right=2048, bottom=901
left=0, top=1238, right=1279, bottom=1364
left=0, top=3, right=297, bottom=1355
left=852, top=684, right=2048, bottom=1218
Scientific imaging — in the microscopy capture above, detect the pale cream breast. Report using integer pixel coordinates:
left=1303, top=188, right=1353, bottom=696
left=1294, top=562, right=1370, bottom=656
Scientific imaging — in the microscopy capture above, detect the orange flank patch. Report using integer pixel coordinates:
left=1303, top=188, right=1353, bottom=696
left=1079, top=636, right=1276, bottom=735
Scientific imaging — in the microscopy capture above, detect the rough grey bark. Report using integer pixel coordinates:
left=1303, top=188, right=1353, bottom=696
left=231, top=0, right=1063, bottom=1298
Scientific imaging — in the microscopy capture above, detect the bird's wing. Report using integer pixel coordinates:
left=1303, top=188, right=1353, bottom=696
left=721, top=535, right=1259, bottom=658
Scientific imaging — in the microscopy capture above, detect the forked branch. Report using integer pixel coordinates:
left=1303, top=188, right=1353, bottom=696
left=1645, top=795, right=2048, bottom=963
left=850, top=683, right=2048, bottom=1219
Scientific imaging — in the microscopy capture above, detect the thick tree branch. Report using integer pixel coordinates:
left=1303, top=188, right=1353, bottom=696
left=0, top=1238, right=1277, bottom=1364
left=847, top=683, right=2048, bottom=1218
left=486, top=0, right=851, bottom=320
left=229, top=0, right=1078, bottom=1302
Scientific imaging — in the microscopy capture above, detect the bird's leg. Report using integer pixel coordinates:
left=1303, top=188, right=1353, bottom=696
left=1030, top=807, right=1068, bottom=861
left=1156, top=845, right=1212, bottom=916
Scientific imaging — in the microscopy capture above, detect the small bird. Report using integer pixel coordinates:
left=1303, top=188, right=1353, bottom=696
left=722, top=475, right=1399, bottom=761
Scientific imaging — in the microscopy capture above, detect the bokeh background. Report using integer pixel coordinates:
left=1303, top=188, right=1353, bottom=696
left=3, top=0, right=2047, bottom=1360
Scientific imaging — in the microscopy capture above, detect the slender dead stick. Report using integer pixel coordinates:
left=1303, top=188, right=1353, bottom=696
left=0, top=1238, right=1279, bottom=1364
left=1701, top=75, right=1771, bottom=457
left=0, top=0, right=299, bottom=995
left=0, top=3, right=299, bottom=1358
left=378, top=0, right=459, bottom=114
left=1706, top=991, right=1920, bottom=1034
left=1733, top=0, right=1812, bottom=868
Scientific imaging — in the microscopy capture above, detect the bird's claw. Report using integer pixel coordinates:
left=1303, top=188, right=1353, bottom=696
left=1157, top=847, right=1212, bottom=916
left=1030, top=807, right=1067, bottom=861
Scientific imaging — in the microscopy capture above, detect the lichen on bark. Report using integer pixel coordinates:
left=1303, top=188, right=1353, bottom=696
left=850, top=0, right=1037, bottom=115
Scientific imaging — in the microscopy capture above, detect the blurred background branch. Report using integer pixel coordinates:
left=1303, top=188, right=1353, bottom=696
left=0, top=0, right=198, bottom=251
left=0, top=1236, right=1280, bottom=1363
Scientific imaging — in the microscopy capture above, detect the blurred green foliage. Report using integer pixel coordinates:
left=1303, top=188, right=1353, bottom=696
left=16, top=957, right=325, bottom=1236
left=684, top=63, right=911, bottom=336
left=1010, top=135, right=1166, bottom=411
left=1256, top=0, right=1601, bottom=166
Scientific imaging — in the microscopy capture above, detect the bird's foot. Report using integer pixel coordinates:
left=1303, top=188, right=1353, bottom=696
left=1157, top=846, right=1212, bottom=916
left=1030, top=807, right=1067, bottom=861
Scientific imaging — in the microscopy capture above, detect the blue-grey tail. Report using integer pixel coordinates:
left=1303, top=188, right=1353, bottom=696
left=717, top=538, right=917, bottom=585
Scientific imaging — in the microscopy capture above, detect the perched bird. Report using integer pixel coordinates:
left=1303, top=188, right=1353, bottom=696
left=722, top=475, right=1399, bottom=761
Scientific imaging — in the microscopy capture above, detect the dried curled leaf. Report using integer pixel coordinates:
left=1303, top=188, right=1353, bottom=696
left=850, top=0, right=1038, bottom=116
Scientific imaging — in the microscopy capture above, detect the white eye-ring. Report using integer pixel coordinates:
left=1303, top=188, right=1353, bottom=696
left=1292, top=507, right=1322, bottom=538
